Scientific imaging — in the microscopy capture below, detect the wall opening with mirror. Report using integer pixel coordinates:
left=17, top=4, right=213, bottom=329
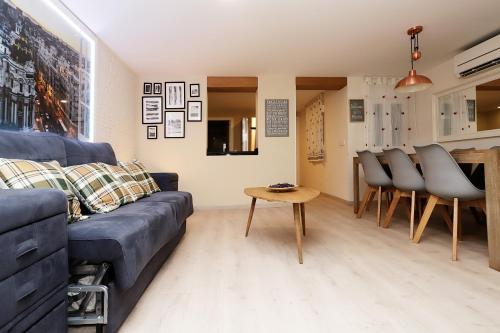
left=436, top=76, right=500, bottom=141
left=477, top=78, right=500, bottom=131
left=206, top=77, right=258, bottom=156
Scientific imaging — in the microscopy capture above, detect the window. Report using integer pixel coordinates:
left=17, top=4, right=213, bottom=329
left=206, top=77, right=258, bottom=155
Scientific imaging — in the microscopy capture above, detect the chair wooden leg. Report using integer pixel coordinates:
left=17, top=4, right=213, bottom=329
left=410, top=191, right=416, bottom=240
left=438, top=205, right=453, bottom=235
left=385, top=192, right=391, bottom=210
left=357, top=187, right=374, bottom=218
left=457, top=204, right=463, bottom=241
left=377, top=186, right=382, bottom=227
left=383, top=189, right=401, bottom=228
left=400, top=197, right=412, bottom=221
left=452, top=198, right=459, bottom=261
left=413, top=195, right=439, bottom=243
left=366, top=190, right=375, bottom=212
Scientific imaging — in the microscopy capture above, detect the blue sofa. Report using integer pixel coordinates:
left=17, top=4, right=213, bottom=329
left=0, top=130, right=193, bottom=332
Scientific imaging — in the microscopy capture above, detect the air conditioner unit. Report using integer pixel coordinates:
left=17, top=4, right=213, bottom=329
left=454, top=34, right=500, bottom=77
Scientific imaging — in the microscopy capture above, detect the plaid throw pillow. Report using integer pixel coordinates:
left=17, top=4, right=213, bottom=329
left=63, top=163, right=132, bottom=213
left=118, top=161, right=161, bottom=195
left=99, top=163, right=146, bottom=202
left=0, top=158, right=82, bottom=223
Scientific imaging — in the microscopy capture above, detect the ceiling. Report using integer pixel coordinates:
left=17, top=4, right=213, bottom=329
left=62, top=0, right=500, bottom=77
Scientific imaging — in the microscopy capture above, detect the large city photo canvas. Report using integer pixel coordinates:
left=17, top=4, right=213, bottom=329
left=0, top=0, right=92, bottom=139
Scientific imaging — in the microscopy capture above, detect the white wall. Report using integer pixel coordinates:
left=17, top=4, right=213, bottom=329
left=135, top=75, right=297, bottom=208
left=298, top=88, right=351, bottom=201
left=93, top=40, right=139, bottom=161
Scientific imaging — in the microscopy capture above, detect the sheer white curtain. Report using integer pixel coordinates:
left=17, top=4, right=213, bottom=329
left=364, top=77, right=416, bottom=151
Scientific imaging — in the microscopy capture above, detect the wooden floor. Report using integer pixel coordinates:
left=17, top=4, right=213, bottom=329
left=75, top=195, right=500, bottom=332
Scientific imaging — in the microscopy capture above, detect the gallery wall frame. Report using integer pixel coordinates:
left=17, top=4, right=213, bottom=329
left=144, top=82, right=152, bottom=95
left=187, top=101, right=202, bottom=122
left=164, top=111, right=186, bottom=138
left=142, top=96, right=163, bottom=124
left=165, top=82, right=186, bottom=109
left=190, top=83, right=200, bottom=97
left=147, top=125, right=158, bottom=139
left=153, top=83, right=162, bottom=95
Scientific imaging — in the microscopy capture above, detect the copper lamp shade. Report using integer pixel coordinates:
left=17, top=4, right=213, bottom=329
left=395, top=25, right=433, bottom=93
left=395, top=69, right=433, bottom=93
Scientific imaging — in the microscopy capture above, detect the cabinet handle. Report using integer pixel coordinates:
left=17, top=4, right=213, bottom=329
left=16, top=281, right=37, bottom=302
left=16, top=239, right=38, bottom=259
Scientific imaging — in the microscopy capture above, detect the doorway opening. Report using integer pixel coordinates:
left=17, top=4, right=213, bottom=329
left=295, top=77, right=347, bottom=192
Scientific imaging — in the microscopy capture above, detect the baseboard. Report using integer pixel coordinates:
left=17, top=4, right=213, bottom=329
left=194, top=201, right=288, bottom=210
left=320, top=192, right=353, bottom=205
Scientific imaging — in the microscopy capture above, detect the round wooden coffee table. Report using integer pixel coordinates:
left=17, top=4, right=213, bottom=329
left=244, top=186, right=320, bottom=264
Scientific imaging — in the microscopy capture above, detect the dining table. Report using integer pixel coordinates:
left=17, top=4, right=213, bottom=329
left=352, top=148, right=500, bottom=271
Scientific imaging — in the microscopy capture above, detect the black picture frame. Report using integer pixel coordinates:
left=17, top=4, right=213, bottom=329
left=143, top=82, right=152, bottom=95
left=190, top=83, right=200, bottom=97
left=147, top=125, right=158, bottom=139
left=165, top=82, right=186, bottom=109
left=349, top=99, right=365, bottom=122
left=142, top=96, right=163, bottom=124
left=153, top=83, right=162, bottom=95
left=164, top=111, right=186, bottom=138
left=187, top=101, right=202, bottom=122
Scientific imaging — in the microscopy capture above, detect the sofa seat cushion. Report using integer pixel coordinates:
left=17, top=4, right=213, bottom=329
left=67, top=201, right=180, bottom=289
left=139, top=191, right=193, bottom=227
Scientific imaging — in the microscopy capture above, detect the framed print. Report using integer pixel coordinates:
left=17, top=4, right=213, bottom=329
left=349, top=99, right=365, bottom=122
left=142, top=96, right=163, bottom=124
left=187, top=101, right=202, bottom=122
left=190, top=83, right=200, bottom=97
left=147, top=126, right=157, bottom=139
left=164, top=111, right=185, bottom=138
left=153, top=83, right=162, bottom=95
left=143, top=82, right=152, bottom=95
left=165, top=82, right=186, bottom=109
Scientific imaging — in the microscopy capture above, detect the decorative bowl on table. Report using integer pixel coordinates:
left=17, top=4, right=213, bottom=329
left=266, top=183, right=297, bottom=192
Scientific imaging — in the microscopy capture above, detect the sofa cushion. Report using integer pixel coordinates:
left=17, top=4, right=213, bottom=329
left=67, top=201, right=180, bottom=289
left=63, top=163, right=131, bottom=214
left=0, top=130, right=67, bottom=166
left=139, top=191, right=193, bottom=227
left=99, top=163, right=146, bottom=202
left=118, top=161, right=161, bottom=195
left=0, top=159, right=81, bottom=222
left=62, top=137, right=117, bottom=166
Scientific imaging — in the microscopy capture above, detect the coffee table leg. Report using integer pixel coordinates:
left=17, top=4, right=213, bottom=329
left=293, top=203, right=304, bottom=264
left=245, top=197, right=257, bottom=237
left=300, top=203, right=306, bottom=236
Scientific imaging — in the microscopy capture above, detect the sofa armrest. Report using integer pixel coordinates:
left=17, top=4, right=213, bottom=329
left=150, top=172, right=179, bottom=191
left=0, top=189, right=67, bottom=234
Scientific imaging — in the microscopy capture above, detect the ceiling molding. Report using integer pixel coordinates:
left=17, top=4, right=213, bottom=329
left=296, top=77, right=347, bottom=90
left=207, top=77, right=258, bottom=93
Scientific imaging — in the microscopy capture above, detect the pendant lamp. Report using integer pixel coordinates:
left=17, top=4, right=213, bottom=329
left=395, top=26, right=433, bottom=93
